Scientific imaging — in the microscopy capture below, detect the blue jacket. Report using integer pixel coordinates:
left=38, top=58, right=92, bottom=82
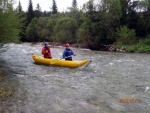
left=62, top=48, right=74, bottom=60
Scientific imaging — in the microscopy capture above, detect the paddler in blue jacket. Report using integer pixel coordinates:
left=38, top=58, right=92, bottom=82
left=62, top=43, right=75, bottom=60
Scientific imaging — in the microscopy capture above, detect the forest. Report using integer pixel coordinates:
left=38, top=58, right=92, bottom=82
left=0, top=0, right=150, bottom=52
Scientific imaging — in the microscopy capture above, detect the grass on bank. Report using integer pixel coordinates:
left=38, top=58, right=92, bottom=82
left=119, top=44, right=150, bottom=53
left=0, top=87, right=13, bottom=100
left=115, top=26, right=150, bottom=53
left=116, top=36, right=150, bottom=53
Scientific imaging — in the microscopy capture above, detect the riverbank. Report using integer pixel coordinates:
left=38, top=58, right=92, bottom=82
left=108, top=44, right=150, bottom=53
left=32, top=42, right=150, bottom=53
left=0, top=69, right=14, bottom=112
left=0, top=69, right=4, bottom=77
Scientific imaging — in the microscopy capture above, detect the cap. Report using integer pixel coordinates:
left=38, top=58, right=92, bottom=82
left=44, top=42, right=49, bottom=45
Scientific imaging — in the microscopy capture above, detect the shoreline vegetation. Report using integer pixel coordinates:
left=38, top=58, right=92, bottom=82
left=115, top=45, right=150, bottom=53
left=30, top=42, right=150, bottom=53
left=0, top=69, right=14, bottom=111
left=0, top=68, right=19, bottom=112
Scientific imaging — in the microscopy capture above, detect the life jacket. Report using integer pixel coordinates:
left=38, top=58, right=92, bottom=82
left=42, top=47, right=52, bottom=58
left=65, top=49, right=72, bottom=60
left=66, top=49, right=72, bottom=56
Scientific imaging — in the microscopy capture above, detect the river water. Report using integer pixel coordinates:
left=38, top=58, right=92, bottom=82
left=0, top=43, right=150, bottom=113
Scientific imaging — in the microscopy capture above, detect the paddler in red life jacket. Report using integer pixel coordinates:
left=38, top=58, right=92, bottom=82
left=62, top=43, right=75, bottom=61
left=42, top=42, right=52, bottom=59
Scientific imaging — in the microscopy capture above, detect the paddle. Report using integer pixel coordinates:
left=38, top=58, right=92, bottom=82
left=59, top=53, right=76, bottom=59
left=50, top=55, right=75, bottom=65
left=60, top=54, right=76, bottom=60
left=50, top=52, right=76, bottom=65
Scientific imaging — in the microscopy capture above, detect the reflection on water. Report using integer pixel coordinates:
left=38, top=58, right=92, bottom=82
left=0, top=43, right=150, bottom=113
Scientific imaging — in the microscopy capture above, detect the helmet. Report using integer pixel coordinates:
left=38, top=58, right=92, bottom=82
left=44, top=42, right=49, bottom=45
left=65, top=43, right=70, bottom=47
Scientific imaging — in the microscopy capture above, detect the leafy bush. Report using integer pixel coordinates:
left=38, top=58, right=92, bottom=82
left=116, top=26, right=136, bottom=45
left=54, top=17, right=78, bottom=44
left=139, top=36, right=150, bottom=46
left=121, top=44, right=150, bottom=52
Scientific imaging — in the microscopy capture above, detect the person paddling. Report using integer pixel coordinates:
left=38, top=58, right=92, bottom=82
left=62, top=43, right=75, bottom=61
left=42, top=42, right=52, bottom=59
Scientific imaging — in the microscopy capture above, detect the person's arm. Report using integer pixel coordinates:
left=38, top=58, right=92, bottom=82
left=48, top=48, right=52, bottom=58
left=42, top=48, right=46, bottom=55
left=62, top=50, right=66, bottom=58
left=71, top=49, right=75, bottom=56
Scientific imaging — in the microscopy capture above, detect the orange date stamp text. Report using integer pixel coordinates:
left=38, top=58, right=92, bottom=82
left=119, top=98, right=141, bottom=103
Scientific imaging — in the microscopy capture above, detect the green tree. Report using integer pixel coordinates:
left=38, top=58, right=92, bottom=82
left=37, top=17, right=55, bottom=41
left=66, top=7, right=80, bottom=27
left=54, top=17, right=78, bottom=43
left=0, top=0, right=20, bottom=43
left=130, top=0, right=150, bottom=37
left=72, top=0, right=77, bottom=9
left=78, top=0, right=122, bottom=49
left=52, top=0, right=57, bottom=14
left=127, top=1, right=139, bottom=31
left=26, top=0, right=34, bottom=25
left=142, top=0, right=150, bottom=36
left=26, top=16, right=58, bottom=42
left=78, top=0, right=96, bottom=49
left=119, top=0, right=131, bottom=25
left=26, top=17, right=39, bottom=42
left=16, top=0, right=27, bottom=42
left=18, top=0, right=22, bottom=12
left=34, top=3, right=42, bottom=18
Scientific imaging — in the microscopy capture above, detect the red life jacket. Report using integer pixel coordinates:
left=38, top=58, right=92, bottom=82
left=42, top=47, right=52, bottom=58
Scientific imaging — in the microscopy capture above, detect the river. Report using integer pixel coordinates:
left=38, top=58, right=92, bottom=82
left=0, top=43, right=150, bottom=113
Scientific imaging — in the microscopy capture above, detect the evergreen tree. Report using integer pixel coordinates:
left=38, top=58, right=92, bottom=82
left=34, top=3, right=42, bottom=18
left=52, top=0, right=57, bottom=14
left=142, top=0, right=150, bottom=36
left=78, top=0, right=122, bottom=49
left=26, top=17, right=39, bottom=42
left=72, top=0, right=77, bottom=9
left=26, top=0, right=34, bottom=25
left=16, top=0, right=27, bottom=42
left=119, top=0, right=131, bottom=25
left=127, top=1, right=138, bottom=30
left=18, top=0, right=22, bottom=12
left=66, top=0, right=79, bottom=27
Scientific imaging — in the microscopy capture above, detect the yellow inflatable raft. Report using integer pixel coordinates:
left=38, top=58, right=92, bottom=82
left=32, top=54, right=90, bottom=68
